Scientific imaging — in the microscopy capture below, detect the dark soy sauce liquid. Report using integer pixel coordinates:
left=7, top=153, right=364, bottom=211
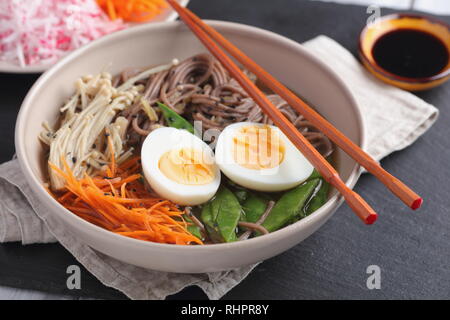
left=372, top=29, right=449, bottom=78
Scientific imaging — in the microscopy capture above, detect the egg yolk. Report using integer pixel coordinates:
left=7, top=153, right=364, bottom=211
left=232, top=125, right=285, bottom=170
left=159, top=148, right=215, bottom=185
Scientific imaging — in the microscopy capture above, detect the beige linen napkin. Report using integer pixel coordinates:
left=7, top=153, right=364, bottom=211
left=0, top=35, right=438, bottom=299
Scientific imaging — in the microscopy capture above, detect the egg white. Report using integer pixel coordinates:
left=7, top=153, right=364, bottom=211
left=215, top=122, right=314, bottom=192
left=141, top=127, right=221, bottom=206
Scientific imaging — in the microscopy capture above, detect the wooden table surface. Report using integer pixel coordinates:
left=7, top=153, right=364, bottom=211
left=0, top=0, right=449, bottom=299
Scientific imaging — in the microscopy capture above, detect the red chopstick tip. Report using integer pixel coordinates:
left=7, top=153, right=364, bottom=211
left=365, top=213, right=377, bottom=225
left=411, top=198, right=423, bottom=210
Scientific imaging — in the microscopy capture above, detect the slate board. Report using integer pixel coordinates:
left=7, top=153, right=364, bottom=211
left=0, top=0, right=449, bottom=299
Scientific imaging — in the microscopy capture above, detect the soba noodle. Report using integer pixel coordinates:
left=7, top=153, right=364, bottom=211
left=40, top=53, right=335, bottom=244
left=118, top=53, right=333, bottom=157
left=41, top=53, right=333, bottom=192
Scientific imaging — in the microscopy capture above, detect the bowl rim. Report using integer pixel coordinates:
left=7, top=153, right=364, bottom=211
left=358, top=13, right=450, bottom=84
left=15, top=20, right=366, bottom=254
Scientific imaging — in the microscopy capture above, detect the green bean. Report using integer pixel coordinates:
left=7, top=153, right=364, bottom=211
left=242, top=193, right=269, bottom=223
left=305, top=179, right=329, bottom=215
left=201, top=187, right=242, bottom=243
left=157, top=102, right=194, bottom=134
left=261, top=179, right=320, bottom=233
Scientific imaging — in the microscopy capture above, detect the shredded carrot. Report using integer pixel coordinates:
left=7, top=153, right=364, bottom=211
left=97, top=0, right=168, bottom=22
left=106, top=0, right=117, bottom=20
left=48, top=156, right=203, bottom=245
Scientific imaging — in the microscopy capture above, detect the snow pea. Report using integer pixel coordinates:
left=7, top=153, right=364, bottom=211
left=242, top=193, right=269, bottom=223
left=184, top=215, right=204, bottom=241
left=201, top=187, right=242, bottom=243
left=225, top=179, right=249, bottom=204
left=157, top=102, right=194, bottom=134
left=261, top=179, right=320, bottom=233
left=305, top=179, right=329, bottom=215
left=200, top=203, right=222, bottom=243
left=307, top=169, right=322, bottom=181
left=234, top=189, right=249, bottom=204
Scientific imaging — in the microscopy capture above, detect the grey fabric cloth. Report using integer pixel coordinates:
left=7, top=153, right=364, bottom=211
left=0, top=36, right=438, bottom=299
left=0, top=158, right=256, bottom=300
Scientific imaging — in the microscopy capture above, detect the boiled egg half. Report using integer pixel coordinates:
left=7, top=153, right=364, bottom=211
left=215, top=122, right=314, bottom=192
left=141, top=127, right=221, bottom=205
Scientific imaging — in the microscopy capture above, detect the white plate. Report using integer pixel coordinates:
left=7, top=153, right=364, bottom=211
left=0, top=0, right=189, bottom=74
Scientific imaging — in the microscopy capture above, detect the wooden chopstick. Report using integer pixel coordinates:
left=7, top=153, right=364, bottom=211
left=168, top=0, right=422, bottom=211
left=168, top=0, right=377, bottom=224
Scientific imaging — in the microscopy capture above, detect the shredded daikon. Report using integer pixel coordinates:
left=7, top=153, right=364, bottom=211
left=0, top=0, right=126, bottom=67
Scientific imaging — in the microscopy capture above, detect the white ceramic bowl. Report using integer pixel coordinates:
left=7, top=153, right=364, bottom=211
left=15, top=20, right=365, bottom=273
left=0, top=0, right=189, bottom=74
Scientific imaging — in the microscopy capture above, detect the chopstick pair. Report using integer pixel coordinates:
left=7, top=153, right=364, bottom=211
left=167, top=0, right=422, bottom=224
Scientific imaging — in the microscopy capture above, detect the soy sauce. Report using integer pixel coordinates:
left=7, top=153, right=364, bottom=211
left=372, top=29, right=449, bottom=78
